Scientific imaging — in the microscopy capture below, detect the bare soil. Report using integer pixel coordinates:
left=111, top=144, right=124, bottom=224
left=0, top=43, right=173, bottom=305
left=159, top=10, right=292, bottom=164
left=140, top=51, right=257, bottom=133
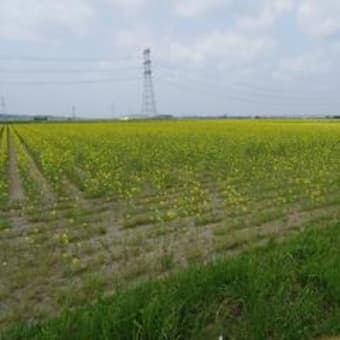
left=7, top=132, right=25, bottom=203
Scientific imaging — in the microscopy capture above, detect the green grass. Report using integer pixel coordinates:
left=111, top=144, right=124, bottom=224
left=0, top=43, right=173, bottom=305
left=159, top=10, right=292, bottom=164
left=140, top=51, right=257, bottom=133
left=2, top=222, right=340, bottom=340
left=0, top=216, right=11, bottom=230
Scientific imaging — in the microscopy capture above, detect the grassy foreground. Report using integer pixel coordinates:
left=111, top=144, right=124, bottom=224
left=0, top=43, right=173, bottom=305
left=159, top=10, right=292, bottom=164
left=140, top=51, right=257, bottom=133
left=3, top=222, right=340, bottom=340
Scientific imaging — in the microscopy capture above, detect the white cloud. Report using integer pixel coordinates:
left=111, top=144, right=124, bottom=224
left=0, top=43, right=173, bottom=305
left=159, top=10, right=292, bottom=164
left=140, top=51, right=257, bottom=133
left=273, top=53, right=330, bottom=80
left=0, top=0, right=93, bottom=40
left=297, top=0, right=340, bottom=39
left=108, top=0, right=149, bottom=6
left=236, top=0, right=295, bottom=31
left=172, top=0, right=294, bottom=22
left=105, top=0, right=151, bottom=13
left=113, top=29, right=154, bottom=53
left=110, top=25, right=275, bottom=73
left=168, top=31, right=275, bottom=65
left=172, top=0, right=230, bottom=17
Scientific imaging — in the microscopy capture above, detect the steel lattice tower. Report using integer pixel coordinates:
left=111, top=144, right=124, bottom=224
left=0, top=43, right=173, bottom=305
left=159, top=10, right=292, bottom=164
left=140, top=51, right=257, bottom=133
left=141, top=48, right=157, bottom=116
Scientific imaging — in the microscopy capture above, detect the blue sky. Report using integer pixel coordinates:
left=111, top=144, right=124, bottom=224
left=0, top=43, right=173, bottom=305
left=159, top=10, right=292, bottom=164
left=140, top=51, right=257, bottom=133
left=0, top=0, right=340, bottom=118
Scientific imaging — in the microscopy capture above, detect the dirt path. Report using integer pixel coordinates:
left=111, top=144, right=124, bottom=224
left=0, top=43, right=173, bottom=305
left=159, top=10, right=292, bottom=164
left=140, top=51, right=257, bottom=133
left=14, top=131, right=55, bottom=204
left=7, top=129, right=25, bottom=203
left=62, top=177, right=94, bottom=210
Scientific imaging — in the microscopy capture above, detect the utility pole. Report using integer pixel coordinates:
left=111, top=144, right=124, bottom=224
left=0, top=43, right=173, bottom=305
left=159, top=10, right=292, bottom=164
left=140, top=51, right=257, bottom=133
left=141, top=48, right=157, bottom=117
left=1, top=96, right=7, bottom=114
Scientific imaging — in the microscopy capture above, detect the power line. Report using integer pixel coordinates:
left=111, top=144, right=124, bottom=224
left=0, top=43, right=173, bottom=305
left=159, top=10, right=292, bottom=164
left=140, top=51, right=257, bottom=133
left=0, top=55, right=139, bottom=63
left=158, top=76, right=336, bottom=109
left=0, top=66, right=142, bottom=74
left=0, top=76, right=141, bottom=85
left=0, top=51, right=337, bottom=115
left=155, top=61, right=338, bottom=100
left=155, top=69, right=340, bottom=104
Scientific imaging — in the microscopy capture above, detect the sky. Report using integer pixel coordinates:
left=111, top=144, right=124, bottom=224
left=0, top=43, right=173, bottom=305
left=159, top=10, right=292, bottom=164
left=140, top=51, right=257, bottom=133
left=0, top=0, right=340, bottom=118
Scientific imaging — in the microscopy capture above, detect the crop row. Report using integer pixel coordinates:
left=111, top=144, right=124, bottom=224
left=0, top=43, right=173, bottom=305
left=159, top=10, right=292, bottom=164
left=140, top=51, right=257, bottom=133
left=15, top=121, right=340, bottom=212
left=0, top=126, right=8, bottom=206
left=2, top=120, right=340, bottom=329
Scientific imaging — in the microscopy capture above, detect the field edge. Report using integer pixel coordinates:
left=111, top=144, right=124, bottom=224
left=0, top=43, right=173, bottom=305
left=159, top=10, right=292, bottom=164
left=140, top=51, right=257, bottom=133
left=2, top=219, right=340, bottom=340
